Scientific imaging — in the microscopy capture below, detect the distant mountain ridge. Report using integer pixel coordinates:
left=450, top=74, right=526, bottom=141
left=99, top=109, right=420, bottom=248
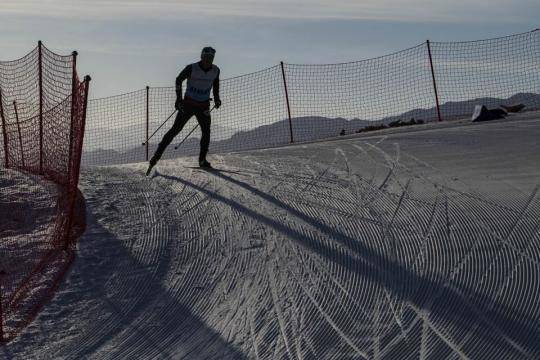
left=82, top=92, right=540, bottom=166
left=84, top=122, right=236, bottom=152
left=382, top=92, right=540, bottom=124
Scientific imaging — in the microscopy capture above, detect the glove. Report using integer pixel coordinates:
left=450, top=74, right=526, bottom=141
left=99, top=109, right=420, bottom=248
left=175, top=98, right=184, bottom=111
left=214, top=98, right=222, bottom=109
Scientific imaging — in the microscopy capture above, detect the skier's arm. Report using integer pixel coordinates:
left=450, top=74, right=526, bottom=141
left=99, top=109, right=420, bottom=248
left=175, top=65, right=192, bottom=99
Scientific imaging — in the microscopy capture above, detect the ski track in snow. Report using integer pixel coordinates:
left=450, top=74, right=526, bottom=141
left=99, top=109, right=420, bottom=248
left=4, top=118, right=540, bottom=359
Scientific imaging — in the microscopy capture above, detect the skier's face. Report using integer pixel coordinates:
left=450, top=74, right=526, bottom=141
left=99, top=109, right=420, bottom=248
left=201, top=54, right=214, bottom=68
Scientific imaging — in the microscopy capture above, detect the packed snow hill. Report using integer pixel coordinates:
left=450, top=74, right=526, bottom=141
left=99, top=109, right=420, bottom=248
left=3, top=116, right=540, bottom=359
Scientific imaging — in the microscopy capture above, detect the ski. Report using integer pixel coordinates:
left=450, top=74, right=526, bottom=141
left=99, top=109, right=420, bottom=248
left=185, top=166, right=246, bottom=175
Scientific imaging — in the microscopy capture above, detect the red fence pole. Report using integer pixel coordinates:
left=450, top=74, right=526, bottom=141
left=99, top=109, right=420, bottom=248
left=71, top=75, right=91, bottom=190
left=426, top=40, right=443, bottom=122
left=38, top=41, right=44, bottom=174
left=74, top=76, right=91, bottom=186
left=280, top=61, right=294, bottom=143
left=64, top=76, right=91, bottom=249
left=13, top=101, right=25, bottom=168
left=146, top=86, right=149, bottom=161
left=68, top=51, right=78, bottom=182
left=0, top=89, right=8, bottom=168
left=64, top=51, right=80, bottom=247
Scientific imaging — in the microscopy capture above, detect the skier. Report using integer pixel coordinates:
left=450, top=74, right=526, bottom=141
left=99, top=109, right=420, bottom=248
left=146, top=46, right=222, bottom=176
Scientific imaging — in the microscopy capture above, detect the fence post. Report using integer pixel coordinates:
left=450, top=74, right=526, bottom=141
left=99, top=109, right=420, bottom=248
left=280, top=61, right=294, bottom=143
left=0, top=89, right=8, bottom=168
left=64, top=76, right=91, bottom=250
left=426, top=40, right=443, bottom=122
left=146, top=86, right=149, bottom=161
left=73, top=75, right=91, bottom=187
left=0, top=270, right=6, bottom=344
left=64, top=51, right=79, bottom=248
left=38, top=41, right=44, bottom=174
left=68, top=51, right=78, bottom=182
left=75, top=76, right=91, bottom=186
left=13, top=101, right=25, bottom=168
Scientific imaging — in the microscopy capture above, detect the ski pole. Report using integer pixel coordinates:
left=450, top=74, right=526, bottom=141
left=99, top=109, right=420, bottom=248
left=141, top=109, right=178, bottom=146
left=174, top=105, right=216, bottom=150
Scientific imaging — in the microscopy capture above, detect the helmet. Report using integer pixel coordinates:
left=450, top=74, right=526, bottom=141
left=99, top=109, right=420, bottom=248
left=201, top=47, right=216, bottom=57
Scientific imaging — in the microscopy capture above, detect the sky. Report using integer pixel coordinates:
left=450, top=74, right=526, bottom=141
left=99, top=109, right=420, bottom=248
left=1, top=0, right=539, bottom=99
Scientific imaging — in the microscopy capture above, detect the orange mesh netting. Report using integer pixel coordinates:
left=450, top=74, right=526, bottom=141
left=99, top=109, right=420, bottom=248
left=0, top=42, right=90, bottom=342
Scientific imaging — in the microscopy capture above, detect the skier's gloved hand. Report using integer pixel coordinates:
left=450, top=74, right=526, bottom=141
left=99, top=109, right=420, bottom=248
left=175, top=98, right=184, bottom=111
left=214, top=98, right=222, bottom=109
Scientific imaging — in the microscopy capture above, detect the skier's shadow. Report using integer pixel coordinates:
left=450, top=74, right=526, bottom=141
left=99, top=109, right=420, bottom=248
left=7, top=197, right=246, bottom=359
left=159, top=170, right=540, bottom=358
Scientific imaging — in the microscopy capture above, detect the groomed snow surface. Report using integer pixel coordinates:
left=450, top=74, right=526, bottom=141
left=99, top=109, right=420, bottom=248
left=4, top=117, right=540, bottom=359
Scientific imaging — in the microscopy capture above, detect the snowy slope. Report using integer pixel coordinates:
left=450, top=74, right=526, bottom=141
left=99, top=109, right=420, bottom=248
left=4, top=117, right=540, bottom=359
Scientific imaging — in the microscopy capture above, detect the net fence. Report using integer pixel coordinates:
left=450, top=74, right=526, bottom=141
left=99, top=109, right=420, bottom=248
left=430, top=30, right=540, bottom=119
left=0, top=43, right=90, bottom=342
left=80, top=29, right=540, bottom=167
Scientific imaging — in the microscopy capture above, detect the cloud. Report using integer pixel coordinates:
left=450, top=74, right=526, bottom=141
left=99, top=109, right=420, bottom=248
left=1, top=0, right=539, bottom=23
left=2, top=0, right=537, bottom=98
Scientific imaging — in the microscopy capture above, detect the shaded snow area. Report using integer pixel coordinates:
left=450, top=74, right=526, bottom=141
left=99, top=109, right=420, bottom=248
left=4, top=118, right=540, bottom=359
left=0, top=169, right=57, bottom=239
left=0, top=170, right=60, bottom=332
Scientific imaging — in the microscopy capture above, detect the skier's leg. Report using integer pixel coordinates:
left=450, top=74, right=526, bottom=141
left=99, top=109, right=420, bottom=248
left=151, top=108, right=193, bottom=165
left=195, top=109, right=212, bottom=164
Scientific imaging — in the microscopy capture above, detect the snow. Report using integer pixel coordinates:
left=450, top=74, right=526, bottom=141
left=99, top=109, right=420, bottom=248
left=0, top=169, right=61, bottom=333
left=3, top=117, right=540, bottom=359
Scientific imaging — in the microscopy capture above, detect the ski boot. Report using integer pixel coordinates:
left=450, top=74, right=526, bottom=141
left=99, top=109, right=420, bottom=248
left=146, top=157, right=158, bottom=176
left=199, top=159, right=213, bottom=169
